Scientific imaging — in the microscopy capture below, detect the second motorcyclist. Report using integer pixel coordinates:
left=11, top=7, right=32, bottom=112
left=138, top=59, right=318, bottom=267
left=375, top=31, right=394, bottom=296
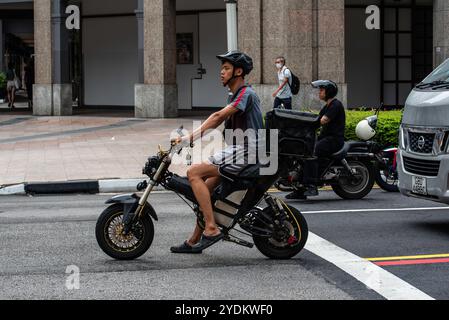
left=286, top=80, right=346, bottom=199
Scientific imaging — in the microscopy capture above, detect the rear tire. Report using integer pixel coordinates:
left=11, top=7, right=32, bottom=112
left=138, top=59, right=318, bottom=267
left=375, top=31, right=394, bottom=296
left=332, top=160, right=374, bottom=199
left=253, top=202, right=308, bottom=259
left=95, top=204, right=154, bottom=260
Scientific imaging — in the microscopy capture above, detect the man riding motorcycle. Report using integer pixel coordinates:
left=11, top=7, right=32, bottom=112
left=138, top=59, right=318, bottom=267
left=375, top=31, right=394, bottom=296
left=170, top=51, right=264, bottom=253
left=286, top=80, right=346, bottom=199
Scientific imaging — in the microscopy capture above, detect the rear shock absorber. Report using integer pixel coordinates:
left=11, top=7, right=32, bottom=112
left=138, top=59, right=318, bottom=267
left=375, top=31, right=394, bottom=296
left=264, top=194, right=288, bottom=224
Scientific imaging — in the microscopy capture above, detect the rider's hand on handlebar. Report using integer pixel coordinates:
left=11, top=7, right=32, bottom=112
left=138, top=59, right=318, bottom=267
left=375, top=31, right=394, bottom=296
left=171, top=135, right=193, bottom=147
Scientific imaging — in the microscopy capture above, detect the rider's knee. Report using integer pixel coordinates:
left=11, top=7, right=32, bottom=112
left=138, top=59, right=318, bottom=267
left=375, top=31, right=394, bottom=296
left=187, top=165, right=200, bottom=181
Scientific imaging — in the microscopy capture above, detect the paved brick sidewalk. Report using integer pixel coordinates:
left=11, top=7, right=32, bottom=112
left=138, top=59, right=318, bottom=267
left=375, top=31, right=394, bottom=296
left=0, top=114, right=217, bottom=186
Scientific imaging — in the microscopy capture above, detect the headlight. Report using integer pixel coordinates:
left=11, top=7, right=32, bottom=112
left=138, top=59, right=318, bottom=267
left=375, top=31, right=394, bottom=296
left=445, top=132, right=449, bottom=153
left=399, top=126, right=409, bottom=150
left=143, top=156, right=160, bottom=178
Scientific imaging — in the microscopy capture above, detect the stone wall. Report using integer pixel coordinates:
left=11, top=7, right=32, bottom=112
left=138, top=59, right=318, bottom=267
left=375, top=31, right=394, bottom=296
left=239, top=0, right=346, bottom=110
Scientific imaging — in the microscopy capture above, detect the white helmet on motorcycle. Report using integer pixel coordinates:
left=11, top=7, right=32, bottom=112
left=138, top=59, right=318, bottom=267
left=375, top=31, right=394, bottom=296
left=356, top=118, right=376, bottom=141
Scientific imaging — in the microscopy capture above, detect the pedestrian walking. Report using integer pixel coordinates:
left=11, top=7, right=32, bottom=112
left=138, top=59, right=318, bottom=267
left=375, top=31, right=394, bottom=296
left=6, top=63, right=17, bottom=109
left=272, top=56, right=292, bottom=110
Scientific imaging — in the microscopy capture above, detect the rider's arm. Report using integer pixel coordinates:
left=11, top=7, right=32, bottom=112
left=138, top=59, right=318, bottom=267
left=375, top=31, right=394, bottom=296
left=320, top=100, right=340, bottom=126
left=273, top=78, right=289, bottom=97
left=320, top=115, right=331, bottom=125
left=186, top=105, right=239, bottom=143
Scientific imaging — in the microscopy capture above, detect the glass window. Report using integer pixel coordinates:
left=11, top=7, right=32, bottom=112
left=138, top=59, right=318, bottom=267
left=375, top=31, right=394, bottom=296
left=398, top=34, right=411, bottom=56
left=421, top=58, right=449, bottom=84
left=384, top=9, right=396, bottom=31
left=384, top=34, right=396, bottom=56
left=384, top=59, right=396, bottom=81
left=399, top=58, right=412, bottom=81
left=383, top=84, right=396, bottom=105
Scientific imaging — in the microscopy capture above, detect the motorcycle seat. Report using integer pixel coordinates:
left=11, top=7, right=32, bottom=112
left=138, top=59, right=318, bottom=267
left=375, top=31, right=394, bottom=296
left=330, top=141, right=370, bottom=160
left=330, top=142, right=350, bottom=161
left=347, top=140, right=370, bottom=150
left=219, top=163, right=261, bottom=183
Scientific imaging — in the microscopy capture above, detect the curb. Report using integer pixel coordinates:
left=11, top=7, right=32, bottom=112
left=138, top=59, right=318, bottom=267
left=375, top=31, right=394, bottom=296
left=0, top=179, right=384, bottom=196
left=0, top=178, right=164, bottom=196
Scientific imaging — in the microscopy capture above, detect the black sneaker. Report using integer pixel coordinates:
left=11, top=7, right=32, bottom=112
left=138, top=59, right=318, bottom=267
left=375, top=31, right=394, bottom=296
left=285, top=190, right=307, bottom=200
left=170, top=241, right=202, bottom=254
left=303, top=185, right=318, bottom=197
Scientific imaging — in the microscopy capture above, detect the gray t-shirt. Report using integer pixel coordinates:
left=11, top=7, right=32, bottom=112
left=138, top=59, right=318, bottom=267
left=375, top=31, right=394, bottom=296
left=276, top=66, right=292, bottom=99
left=224, top=85, right=265, bottom=154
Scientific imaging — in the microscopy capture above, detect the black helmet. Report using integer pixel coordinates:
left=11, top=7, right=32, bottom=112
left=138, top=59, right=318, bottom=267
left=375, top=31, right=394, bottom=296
left=216, top=50, right=253, bottom=76
left=311, top=80, right=338, bottom=100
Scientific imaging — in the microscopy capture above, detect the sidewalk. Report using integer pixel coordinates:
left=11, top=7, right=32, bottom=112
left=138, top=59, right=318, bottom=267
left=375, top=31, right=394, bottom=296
left=0, top=113, right=216, bottom=193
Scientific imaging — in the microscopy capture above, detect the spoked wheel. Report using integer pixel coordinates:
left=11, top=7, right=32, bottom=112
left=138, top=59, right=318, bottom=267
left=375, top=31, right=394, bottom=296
left=95, top=204, right=154, bottom=260
left=252, top=201, right=308, bottom=259
left=332, top=160, right=374, bottom=199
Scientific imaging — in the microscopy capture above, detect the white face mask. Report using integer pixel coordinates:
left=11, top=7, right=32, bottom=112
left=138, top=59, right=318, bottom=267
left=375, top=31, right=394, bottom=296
left=275, top=63, right=283, bottom=70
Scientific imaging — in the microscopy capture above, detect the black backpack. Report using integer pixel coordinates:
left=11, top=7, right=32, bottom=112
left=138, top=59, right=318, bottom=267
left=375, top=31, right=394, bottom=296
left=286, top=69, right=300, bottom=95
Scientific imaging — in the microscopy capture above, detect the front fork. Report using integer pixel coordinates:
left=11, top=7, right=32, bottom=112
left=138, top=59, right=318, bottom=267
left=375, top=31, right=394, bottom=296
left=135, top=159, right=169, bottom=220
left=122, top=159, right=169, bottom=234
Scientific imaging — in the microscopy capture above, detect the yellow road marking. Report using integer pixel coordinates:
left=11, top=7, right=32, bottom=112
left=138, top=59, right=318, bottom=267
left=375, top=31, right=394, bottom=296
left=366, top=253, right=449, bottom=262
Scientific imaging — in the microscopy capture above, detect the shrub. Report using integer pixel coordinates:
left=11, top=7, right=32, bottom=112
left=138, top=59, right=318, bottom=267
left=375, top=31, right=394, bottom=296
left=0, top=72, right=6, bottom=89
left=263, top=109, right=403, bottom=148
left=345, top=110, right=402, bottom=147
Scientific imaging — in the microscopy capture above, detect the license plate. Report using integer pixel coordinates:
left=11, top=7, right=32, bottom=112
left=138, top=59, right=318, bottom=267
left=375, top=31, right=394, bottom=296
left=412, top=176, right=427, bottom=195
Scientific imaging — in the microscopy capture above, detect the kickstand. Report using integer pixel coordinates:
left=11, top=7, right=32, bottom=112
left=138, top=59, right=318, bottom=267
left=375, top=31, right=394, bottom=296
left=223, top=233, right=254, bottom=248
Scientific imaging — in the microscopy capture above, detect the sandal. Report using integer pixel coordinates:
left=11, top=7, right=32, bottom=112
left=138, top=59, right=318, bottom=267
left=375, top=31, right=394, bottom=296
left=170, top=240, right=203, bottom=254
left=191, top=232, right=224, bottom=251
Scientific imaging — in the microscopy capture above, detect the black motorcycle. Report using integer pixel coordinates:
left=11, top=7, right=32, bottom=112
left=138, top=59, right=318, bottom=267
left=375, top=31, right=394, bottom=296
left=354, top=105, right=399, bottom=193
left=275, top=104, right=402, bottom=198
left=275, top=140, right=375, bottom=199
left=374, top=146, right=398, bottom=192
left=96, top=113, right=312, bottom=260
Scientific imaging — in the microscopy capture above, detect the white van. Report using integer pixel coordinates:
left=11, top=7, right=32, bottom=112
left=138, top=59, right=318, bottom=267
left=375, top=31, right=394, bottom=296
left=398, top=58, right=449, bottom=204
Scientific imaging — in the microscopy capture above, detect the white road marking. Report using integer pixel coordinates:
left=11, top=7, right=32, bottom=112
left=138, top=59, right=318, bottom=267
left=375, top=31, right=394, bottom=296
left=303, top=206, right=449, bottom=214
left=305, top=232, right=435, bottom=300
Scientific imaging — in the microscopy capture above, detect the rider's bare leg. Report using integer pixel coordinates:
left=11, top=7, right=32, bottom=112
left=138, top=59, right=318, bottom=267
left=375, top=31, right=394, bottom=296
left=187, top=163, right=221, bottom=238
left=187, top=175, right=221, bottom=245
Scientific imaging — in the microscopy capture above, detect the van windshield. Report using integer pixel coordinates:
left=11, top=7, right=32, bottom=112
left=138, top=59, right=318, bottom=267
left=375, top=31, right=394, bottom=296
left=415, top=58, right=449, bottom=89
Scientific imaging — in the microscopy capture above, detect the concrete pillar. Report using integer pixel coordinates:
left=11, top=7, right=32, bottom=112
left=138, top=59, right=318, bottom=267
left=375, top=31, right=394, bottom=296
left=52, top=0, right=72, bottom=116
left=135, top=0, right=177, bottom=118
left=0, top=20, right=3, bottom=72
left=249, top=0, right=315, bottom=113
left=33, top=0, right=53, bottom=115
left=433, top=0, right=449, bottom=67
left=238, top=0, right=262, bottom=85
left=317, top=0, right=347, bottom=107
left=33, top=0, right=72, bottom=116
left=241, top=0, right=347, bottom=112
left=136, top=0, right=144, bottom=83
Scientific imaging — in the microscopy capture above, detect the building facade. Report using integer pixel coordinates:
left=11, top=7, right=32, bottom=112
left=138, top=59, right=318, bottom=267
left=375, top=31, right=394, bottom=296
left=0, top=0, right=447, bottom=117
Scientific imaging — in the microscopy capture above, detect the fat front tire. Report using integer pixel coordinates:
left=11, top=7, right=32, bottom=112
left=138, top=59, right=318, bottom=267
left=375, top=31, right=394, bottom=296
left=332, top=160, right=375, bottom=200
left=95, top=204, right=154, bottom=260
left=253, top=203, right=308, bottom=260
